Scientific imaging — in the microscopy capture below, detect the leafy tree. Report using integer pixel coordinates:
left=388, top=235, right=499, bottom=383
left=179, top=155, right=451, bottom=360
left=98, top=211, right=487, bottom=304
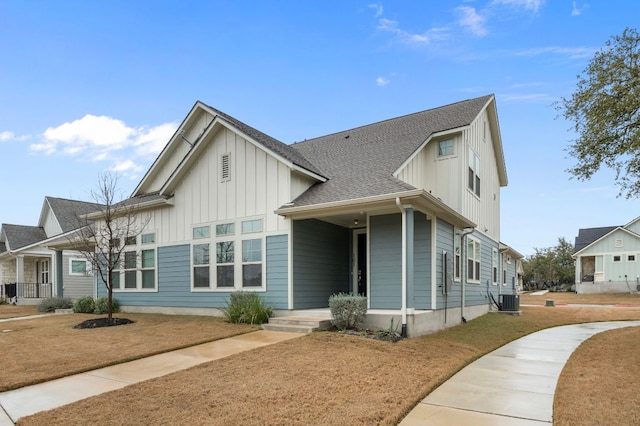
left=557, top=28, right=640, bottom=198
left=71, top=173, right=149, bottom=321
left=523, top=238, right=575, bottom=287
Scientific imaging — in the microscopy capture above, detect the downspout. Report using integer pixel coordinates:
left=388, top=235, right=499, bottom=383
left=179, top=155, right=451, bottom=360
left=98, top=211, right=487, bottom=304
left=459, top=227, right=474, bottom=323
left=395, top=197, right=408, bottom=338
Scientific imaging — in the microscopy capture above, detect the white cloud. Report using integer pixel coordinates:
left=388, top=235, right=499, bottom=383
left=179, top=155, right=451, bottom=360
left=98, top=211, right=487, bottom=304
left=491, top=0, right=545, bottom=13
left=30, top=114, right=177, bottom=176
left=0, top=131, right=14, bottom=141
left=376, top=76, right=390, bottom=86
left=456, top=6, right=488, bottom=37
left=571, top=1, right=589, bottom=16
left=377, top=18, right=449, bottom=45
left=368, top=2, right=383, bottom=18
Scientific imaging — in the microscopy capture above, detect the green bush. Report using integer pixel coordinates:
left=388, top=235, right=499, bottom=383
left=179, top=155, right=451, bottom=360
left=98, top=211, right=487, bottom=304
left=73, top=296, right=95, bottom=313
left=329, top=293, right=367, bottom=330
left=37, top=297, right=73, bottom=313
left=94, top=296, right=119, bottom=314
left=221, top=291, right=272, bottom=324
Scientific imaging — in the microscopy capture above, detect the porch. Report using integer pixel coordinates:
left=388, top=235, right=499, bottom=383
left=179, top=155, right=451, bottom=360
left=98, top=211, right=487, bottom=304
left=1, top=282, right=53, bottom=305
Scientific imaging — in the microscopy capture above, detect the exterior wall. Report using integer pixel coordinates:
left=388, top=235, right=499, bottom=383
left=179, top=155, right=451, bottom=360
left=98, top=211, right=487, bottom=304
left=435, top=218, right=457, bottom=310
left=62, top=253, right=94, bottom=299
left=292, top=219, right=350, bottom=309
left=412, top=212, right=432, bottom=309
left=369, top=214, right=402, bottom=309
left=577, top=280, right=640, bottom=294
left=465, top=231, right=503, bottom=308
left=1, top=259, right=16, bottom=284
left=41, top=205, right=62, bottom=237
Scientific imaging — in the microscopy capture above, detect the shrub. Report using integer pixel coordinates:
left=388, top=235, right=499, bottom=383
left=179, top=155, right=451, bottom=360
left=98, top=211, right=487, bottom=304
left=329, top=293, right=367, bottom=330
left=94, top=296, right=119, bottom=314
left=73, top=296, right=95, bottom=313
left=221, top=291, right=272, bottom=324
left=37, top=297, right=73, bottom=313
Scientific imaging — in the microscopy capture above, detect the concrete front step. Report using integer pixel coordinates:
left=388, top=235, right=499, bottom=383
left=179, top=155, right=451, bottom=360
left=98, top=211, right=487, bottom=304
left=262, top=316, right=333, bottom=333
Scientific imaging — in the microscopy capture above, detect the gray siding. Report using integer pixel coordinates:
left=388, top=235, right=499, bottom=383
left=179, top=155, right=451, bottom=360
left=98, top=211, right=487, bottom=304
left=466, top=231, right=498, bottom=306
left=62, top=253, right=94, bottom=299
left=412, top=212, right=432, bottom=309
left=293, top=219, right=350, bottom=309
left=370, top=214, right=402, bottom=309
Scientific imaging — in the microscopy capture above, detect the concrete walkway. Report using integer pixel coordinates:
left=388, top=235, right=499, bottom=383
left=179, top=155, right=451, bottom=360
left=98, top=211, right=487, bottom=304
left=400, top=320, right=640, bottom=425
left=2, top=318, right=640, bottom=425
left=0, top=330, right=302, bottom=425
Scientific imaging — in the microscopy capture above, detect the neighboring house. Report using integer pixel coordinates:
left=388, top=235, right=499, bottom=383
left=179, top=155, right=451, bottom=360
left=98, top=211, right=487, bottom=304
left=573, top=219, right=640, bottom=294
left=0, top=197, right=103, bottom=304
left=56, top=94, right=520, bottom=337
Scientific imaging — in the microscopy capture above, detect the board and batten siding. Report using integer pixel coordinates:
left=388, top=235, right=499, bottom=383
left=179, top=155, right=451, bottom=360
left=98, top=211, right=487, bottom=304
left=136, top=127, right=293, bottom=246
left=370, top=214, right=402, bottom=309
left=102, top=240, right=289, bottom=309
left=292, top=219, right=350, bottom=309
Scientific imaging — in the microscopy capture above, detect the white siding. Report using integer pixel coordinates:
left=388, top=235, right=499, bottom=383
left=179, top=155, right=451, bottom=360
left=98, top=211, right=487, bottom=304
left=41, top=206, right=62, bottom=237
left=143, top=127, right=292, bottom=244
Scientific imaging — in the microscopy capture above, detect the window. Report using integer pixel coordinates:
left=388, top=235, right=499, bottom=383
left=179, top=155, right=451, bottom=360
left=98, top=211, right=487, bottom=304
left=192, top=218, right=265, bottom=290
left=503, top=268, right=507, bottom=286
left=193, top=244, right=210, bottom=288
left=193, top=226, right=210, bottom=239
left=467, top=238, right=481, bottom=282
left=242, top=239, right=262, bottom=287
left=242, top=219, right=263, bottom=234
left=438, top=139, right=454, bottom=156
left=629, top=254, right=636, bottom=262
left=468, top=147, right=480, bottom=197
left=613, top=255, right=621, bottom=262
left=40, top=259, right=49, bottom=284
left=113, top=235, right=157, bottom=291
left=216, top=241, right=235, bottom=287
left=70, top=259, right=89, bottom=276
left=221, top=153, right=231, bottom=182
left=492, top=248, right=498, bottom=284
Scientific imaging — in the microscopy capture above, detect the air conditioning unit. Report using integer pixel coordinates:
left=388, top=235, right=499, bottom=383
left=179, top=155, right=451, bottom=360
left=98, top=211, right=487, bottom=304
left=500, top=294, right=520, bottom=311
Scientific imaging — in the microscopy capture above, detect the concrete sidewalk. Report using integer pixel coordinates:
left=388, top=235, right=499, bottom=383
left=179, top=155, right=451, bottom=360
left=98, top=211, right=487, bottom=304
left=400, top=320, right=640, bottom=425
left=0, top=330, right=302, bottom=425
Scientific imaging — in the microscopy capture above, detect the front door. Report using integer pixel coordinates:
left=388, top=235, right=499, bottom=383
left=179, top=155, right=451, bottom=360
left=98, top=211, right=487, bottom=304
left=353, top=229, right=367, bottom=296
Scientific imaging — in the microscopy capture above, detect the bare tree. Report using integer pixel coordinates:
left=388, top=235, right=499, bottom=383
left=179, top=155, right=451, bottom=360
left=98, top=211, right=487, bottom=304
left=71, top=172, right=150, bottom=321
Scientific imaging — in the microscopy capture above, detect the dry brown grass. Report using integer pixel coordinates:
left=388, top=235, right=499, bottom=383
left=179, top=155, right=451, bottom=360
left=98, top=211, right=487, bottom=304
left=521, top=291, right=640, bottom=306
left=554, top=326, right=640, bottom=426
left=17, top=299, right=640, bottom=426
left=0, top=313, right=257, bottom=392
left=0, top=304, right=39, bottom=319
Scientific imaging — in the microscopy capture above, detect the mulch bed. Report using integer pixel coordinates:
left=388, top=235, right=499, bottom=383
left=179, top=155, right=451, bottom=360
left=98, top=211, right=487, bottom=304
left=73, top=317, right=134, bottom=329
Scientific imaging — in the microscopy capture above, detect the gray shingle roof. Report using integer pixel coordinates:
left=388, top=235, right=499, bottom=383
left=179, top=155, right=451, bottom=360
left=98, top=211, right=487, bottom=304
left=46, top=197, right=104, bottom=234
left=289, top=95, right=493, bottom=206
left=574, top=226, right=619, bottom=253
left=0, top=241, right=6, bottom=254
left=2, top=224, right=48, bottom=250
left=200, top=102, right=326, bottom=178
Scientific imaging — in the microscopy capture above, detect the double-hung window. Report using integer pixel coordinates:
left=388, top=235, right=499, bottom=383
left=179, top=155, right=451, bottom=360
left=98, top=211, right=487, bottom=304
left=468, top=147, right=480, bottom=197
left=114, top=233, right=157, bottom=291
left=492, top=248, right=498, bottom=285
left=454, top=233, right=461, bottom=281
left=467, top=238, right=481, bottom=282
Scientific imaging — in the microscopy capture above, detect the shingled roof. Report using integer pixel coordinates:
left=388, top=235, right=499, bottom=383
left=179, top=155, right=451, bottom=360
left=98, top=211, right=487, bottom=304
left=201, top=102, right=326, bottom=178
left=574, top=226, right=620, bottom=253
left=46, top=197, right=104, bottom=233
left=1, top=224, right=48, bottom=251
left=289, top=95, right=493, bottom=207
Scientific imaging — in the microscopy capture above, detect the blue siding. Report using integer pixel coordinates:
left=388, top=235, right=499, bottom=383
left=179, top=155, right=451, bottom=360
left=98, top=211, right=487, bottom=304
left=106, top=238, right=289, bottom=309
left=370, top=214, right=402, bottom=309
left=264, top=235, right=288, bottom=309
left=293, top=219, right=350, bottom=309
left=412, top=212, right=432, bottom=309
left=435, top=219, right=458, bottom=309
left=466, top=232, right=498, bottom=307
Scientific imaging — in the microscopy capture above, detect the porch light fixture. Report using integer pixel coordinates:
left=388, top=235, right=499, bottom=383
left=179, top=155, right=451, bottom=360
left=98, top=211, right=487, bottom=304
left=353, top=219, right=359, bottom=226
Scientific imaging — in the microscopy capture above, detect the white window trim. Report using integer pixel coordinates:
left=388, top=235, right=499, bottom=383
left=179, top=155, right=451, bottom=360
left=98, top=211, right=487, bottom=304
left=191, top=217, right=266, bottom=292
left=113, top=235, right=158, bottom=293
left=437, top=139, right=455, bottom=157
left=492, top=248, right=498, bottom=285
left=628, top=254, right=637, bottom=263
left=467, top=237, right=481, bottom=284
left=69, top=258, right=91, bottom=276
left=613, top=254, right=622, bottom=263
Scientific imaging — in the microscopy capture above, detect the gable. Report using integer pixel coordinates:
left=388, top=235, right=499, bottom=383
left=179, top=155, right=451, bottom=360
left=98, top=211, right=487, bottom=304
left=576, top=228, right=640, bottom=255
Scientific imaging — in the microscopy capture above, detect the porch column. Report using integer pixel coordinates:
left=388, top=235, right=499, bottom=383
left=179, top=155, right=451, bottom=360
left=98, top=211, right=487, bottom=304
left=16, top=255, right=24, bottom=283
left=396, top=198, right=414, bottom=338
left=56, top=250, right=64, bottom=297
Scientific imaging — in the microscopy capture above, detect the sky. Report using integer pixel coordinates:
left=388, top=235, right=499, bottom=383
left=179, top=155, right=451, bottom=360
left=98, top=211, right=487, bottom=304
left=0, top=0, right=638, bottom=257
